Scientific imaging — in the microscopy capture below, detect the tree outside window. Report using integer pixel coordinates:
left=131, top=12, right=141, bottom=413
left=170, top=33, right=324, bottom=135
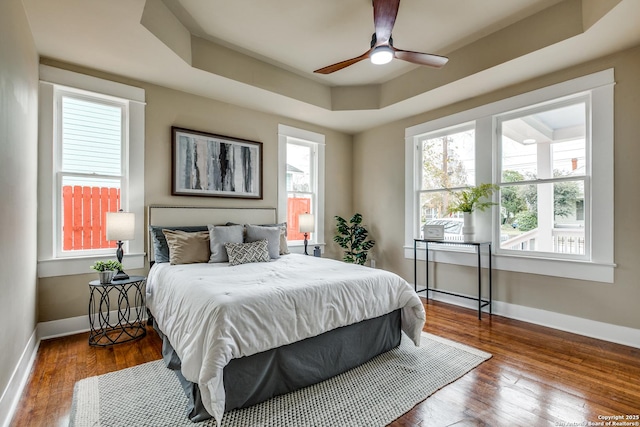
left=418, top=127, right=475, bottom=237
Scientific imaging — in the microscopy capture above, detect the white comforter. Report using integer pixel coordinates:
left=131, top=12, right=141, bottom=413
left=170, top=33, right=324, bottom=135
left=146, top=254, right=425, bottom=425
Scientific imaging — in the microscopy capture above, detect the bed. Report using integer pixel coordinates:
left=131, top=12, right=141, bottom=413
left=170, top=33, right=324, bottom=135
left=146, top=206, right=426, bottom=425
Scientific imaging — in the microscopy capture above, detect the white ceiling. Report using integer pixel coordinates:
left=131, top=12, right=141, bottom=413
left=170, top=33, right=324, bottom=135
left=21, top=0, right=640, bottom=134
left=172, top=0, right=564, bottom=86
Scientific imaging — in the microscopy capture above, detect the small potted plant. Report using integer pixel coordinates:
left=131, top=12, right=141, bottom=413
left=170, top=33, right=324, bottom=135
left=334, top=213, right=376, bottom=266
left=447, top=183, right=498, bottom=240
left=91, top=260, right=123, bottom=284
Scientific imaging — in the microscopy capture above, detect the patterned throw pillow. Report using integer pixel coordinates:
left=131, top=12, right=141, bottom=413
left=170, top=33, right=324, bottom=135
left=225, top=239, right=271, bottom=266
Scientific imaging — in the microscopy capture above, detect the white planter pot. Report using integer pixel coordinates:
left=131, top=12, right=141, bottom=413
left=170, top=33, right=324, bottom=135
left=462, top=212, right=475, bottom=241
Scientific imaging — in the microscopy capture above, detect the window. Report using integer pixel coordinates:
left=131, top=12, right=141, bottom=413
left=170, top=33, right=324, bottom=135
left=38, top=65, right=145, bottom=277
left=405, top=70, right=614, bottom=282
left=278, top=125, right=325, bottom=250
left=416, top=124, right=475, bottom=240
left=497, top=98, right=588, bottom=259
left=58, top=93, right=125, bottom=254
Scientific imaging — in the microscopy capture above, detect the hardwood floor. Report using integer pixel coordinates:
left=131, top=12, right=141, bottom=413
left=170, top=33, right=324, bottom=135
left=10, top=299, right=640, bottom=427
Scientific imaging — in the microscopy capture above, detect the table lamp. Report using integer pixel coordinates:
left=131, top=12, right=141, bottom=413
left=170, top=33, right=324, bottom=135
left=298, top=213, right=315, bottom=256
left=106, top=210, right=135, bottom=281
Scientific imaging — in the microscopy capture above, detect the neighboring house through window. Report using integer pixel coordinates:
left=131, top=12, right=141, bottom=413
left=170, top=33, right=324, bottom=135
left=405, top=70, right=614, bottom=282
left=278, top=124, right=325, bottom=250
left=496, top=98, right=588, bottom=258
left=38, top=65, right=145, bottom=277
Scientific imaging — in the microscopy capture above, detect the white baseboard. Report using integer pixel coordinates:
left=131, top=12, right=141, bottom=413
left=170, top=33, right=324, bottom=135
left=0, top=329, right=39, bottom=427
left=38, top=307, right=148, bottom=340
left=37, top=314, right=91, bottom=340
left=419, top=287, right=640, bottom=349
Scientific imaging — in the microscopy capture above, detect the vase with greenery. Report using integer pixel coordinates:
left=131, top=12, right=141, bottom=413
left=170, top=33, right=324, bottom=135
left=447, top=183, right=498, bottom=240
left=334, top=213, right=375, bottom=266
left=91, top=260, right=123, bottom=284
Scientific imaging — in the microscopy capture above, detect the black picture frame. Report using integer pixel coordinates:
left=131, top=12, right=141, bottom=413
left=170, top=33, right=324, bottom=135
left=171, top=127, right=263, bottom=199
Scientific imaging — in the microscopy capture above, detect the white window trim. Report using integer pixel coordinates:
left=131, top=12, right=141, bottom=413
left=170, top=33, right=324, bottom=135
left=37, top=65, right=146, bottom=278
left=277, top=124, right=325, bottom=252
left=54, top=90, right=128, bottom=259
left=405, top=69, right=615, bottom=283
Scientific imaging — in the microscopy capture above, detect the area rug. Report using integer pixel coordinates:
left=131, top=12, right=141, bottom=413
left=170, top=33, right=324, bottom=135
left=69, top=332, right=491, bottom=427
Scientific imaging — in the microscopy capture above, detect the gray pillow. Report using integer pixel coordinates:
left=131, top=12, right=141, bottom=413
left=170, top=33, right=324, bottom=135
left=245, top=224, right=281, bottom=259
left=225, top=240, right=270, bottom=266
left=226, top=222, right=289, bottom=255
left=149, top=225, right=208, bottom=263
left=208, top=224, right=244, bottom=263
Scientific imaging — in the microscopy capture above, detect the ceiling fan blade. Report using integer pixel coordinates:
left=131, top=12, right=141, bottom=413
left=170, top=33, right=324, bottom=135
left=393, top=48, right=449, bottom=68
left=373, top=0, right=400, bottom=45
left=313, top=49, right=372, bottom=74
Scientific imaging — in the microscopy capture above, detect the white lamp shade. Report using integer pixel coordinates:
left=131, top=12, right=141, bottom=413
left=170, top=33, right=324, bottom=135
left=299, top=213, right=315, bottom=233
left=106, top=212, right=135, bottom=241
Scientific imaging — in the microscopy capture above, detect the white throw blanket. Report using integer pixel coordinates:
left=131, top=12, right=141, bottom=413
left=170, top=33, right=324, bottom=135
left=146, top=254, right=425, bottom=425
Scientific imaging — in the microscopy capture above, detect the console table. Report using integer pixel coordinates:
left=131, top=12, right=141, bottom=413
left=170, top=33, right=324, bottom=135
left=414, top=239, right=492, bottom=319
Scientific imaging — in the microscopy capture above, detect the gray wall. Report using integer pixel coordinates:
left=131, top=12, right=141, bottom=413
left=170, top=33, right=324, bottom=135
left=353, top=45, right=640, bottom=331
left=0, top=0, right=39, bottom=414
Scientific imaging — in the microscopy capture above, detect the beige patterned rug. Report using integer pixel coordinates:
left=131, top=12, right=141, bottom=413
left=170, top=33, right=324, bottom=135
left=70, top=332, right=491, bottom=427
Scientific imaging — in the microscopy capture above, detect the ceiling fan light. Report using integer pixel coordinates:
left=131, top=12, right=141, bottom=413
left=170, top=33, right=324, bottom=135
left=370, top=46, right=394, bottom=65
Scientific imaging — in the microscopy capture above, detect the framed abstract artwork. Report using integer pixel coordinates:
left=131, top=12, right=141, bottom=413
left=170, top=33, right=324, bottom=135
left=171, top=127, right=263, bottom=199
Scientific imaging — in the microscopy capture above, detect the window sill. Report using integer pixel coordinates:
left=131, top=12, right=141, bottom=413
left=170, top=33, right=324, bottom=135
left=37, top=253, right=146, bottom=278
left=405, top=246, right=615, bottom=283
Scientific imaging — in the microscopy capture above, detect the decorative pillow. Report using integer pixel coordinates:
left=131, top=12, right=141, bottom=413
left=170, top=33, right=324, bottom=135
left=226, top=222, right=289, bottom=255
left=245, top=224, right=281, bottom=259
left=225, top=239, right=270, bottom=266
left=278, top=227, right=290, bottom=255
left=161, top=229, right=210, bottom=265
left=208, top=224, right=245, bottom=263
left=150, top=225, right=208, bottom=263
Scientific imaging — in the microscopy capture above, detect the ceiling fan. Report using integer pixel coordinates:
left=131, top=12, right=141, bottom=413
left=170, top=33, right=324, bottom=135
left=314, top=0, right=448, bottom=74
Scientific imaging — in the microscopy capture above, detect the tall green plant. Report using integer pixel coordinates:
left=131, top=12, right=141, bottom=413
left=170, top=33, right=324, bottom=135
left=334, top=213, right=375, bottom=265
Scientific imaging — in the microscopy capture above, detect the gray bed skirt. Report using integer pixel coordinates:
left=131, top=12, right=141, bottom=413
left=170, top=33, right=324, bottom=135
left=153, top=310, right=402, bottom=422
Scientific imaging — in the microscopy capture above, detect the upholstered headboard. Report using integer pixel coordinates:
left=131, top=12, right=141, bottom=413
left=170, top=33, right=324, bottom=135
left=147, top=205, right=277, bottom=262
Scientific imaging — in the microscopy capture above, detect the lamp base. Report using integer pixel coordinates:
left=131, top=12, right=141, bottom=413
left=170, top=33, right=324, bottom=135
left=113, top=240, right=129, bottom=280
left=112, top=270, right=129, bottom=281
left=303, top=233, right=309, bottom=255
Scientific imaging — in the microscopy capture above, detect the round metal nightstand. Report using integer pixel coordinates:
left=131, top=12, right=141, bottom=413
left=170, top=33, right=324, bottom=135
left=88, top=275, right=147, bottom=346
